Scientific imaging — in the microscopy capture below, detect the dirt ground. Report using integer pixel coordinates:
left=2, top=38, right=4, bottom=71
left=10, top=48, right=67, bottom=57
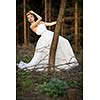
left=16, top=44, right=83, bottom=100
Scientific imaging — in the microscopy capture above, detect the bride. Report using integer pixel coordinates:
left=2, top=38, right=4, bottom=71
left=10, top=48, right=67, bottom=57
left=17, top=10, right=79, bottom=71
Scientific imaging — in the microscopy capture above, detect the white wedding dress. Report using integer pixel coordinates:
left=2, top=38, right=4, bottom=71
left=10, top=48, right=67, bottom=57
left=17, top=23, right=79, bottom=71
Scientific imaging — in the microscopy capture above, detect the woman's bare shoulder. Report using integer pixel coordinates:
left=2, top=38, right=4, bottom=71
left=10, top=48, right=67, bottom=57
left=30, top=24, right=37, bottom=32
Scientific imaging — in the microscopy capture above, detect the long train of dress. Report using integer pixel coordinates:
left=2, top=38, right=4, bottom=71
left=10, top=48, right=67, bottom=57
left=17, top=23, right=79, bottom=71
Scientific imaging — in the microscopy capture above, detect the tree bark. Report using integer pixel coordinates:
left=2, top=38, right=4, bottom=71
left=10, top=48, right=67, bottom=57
left=16, top=16, right=19, bottom=46
left=23, top=0, right=27, bottom=48
left=48, top=0, right=66, bottom=74
left=74, top=0, right=78, bottom=52
left=27, top=22, right=30, bottom=46
left=45, top=0, right=47, bottom=22
left=45, top=0, right=51, bottom=30
left=48, top=0, right=51, bottom=30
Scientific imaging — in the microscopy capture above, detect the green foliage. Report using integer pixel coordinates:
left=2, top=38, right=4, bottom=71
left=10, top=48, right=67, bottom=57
left=16, top=56, right=20, bottom=63
left=16, top=55, right=32, bottom=63
left=16, top=70, right=33, bottom=96
left=67, top=80, right=79, bottom=89
left=78, top=80, right=83, bottom=90
left=22, top=55, right=32, bottom=63
left=66, top=80, right=83, bottom=90
left=38, top=78, right=69, bottom=98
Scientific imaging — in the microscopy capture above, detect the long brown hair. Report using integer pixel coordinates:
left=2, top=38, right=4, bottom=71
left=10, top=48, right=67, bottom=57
left=26, top=11, right=37, bottom=21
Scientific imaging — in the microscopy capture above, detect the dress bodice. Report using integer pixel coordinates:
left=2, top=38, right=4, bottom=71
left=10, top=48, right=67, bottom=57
left=36, top=23, right=47, bottom=35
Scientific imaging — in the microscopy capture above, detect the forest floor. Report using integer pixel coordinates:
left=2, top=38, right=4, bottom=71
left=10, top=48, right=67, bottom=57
left=16, top=44, right=83, bottom=100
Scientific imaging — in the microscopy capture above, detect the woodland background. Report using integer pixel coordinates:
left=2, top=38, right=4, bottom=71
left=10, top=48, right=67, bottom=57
left=16, top=0, right=83, bottom=100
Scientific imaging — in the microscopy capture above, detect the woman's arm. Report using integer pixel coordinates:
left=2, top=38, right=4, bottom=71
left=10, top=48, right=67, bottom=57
left=41, top=21, right=57, bottom=27
left=29, top=10, right=42, bottom=19
left=29, top=10, right=42, bottom=30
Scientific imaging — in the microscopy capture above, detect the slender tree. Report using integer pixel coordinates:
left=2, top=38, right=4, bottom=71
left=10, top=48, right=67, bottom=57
left=48, top=0, right=51, bottom=30
left=23, top=0, right=27, bottom=48
left=74, top=0, right=78, bottom=52
left=48, top=0, right=66, bottom=74
left=45, top=0, right=51, bottom=30
left=45, top=0, right=47, bottom=22
left=16, top=15, right=18, bottom=47
left=27, top=22, right=30, bottom=46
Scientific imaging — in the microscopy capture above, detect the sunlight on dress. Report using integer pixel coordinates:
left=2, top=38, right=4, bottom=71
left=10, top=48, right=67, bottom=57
left=17, top=23, right=79, bottom=71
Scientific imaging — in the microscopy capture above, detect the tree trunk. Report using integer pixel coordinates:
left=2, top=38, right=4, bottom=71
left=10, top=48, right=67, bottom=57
left=23, top=0, right=27, bottom=48
left=45, top=0, right=47, bottom=22
left=16, top=16, right=19, bottom=47
left=48, top=0, right=66, bottom=74
left=45, top=0, right=51, bottom=30
left=48, top=0, right=51, bottom=30
left=74, top=0, right=78, bottom=52
left=27, top=22, right=30, bottom=47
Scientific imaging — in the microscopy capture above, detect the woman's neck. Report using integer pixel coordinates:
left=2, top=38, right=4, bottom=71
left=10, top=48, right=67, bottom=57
left=30, top=21, right=35, bottom=24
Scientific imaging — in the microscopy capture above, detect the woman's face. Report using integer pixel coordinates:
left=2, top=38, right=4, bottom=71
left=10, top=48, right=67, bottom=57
left=27, top=14, right=35, bottom=23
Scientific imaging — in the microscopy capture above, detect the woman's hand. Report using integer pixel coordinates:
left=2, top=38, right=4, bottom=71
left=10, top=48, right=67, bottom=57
left=29, top=10, right=34, bottom=14
left=29, top=10, right=42, bottom=20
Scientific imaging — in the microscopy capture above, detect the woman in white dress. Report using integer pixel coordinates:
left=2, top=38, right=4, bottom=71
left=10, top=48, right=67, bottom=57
left=17, top=10, right=79, bottom=71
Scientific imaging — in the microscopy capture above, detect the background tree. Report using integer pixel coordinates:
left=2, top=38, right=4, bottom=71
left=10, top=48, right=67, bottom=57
left=23, top=0, right=27, bottom=48
left=45, top=0, right=52, bottom=30
left=16, top=0, right=83, bottom=50
left=74, top=0, right=78, bottom=52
